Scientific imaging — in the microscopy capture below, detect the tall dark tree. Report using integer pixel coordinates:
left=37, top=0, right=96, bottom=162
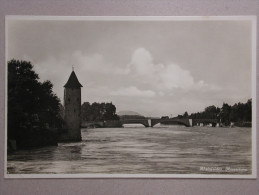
left=8, top=59, right=62, bottom=148
left=220, top=103, right=232, bottom=125
left=204, top=105, right=220, bottom=119
left=244, top=99, right=252, bottom=121
left=230, top=99, right=252, bottom=123
left=183, top=111, right=189, bottom=118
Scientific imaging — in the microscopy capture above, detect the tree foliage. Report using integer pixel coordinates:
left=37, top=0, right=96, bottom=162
left=177, top=111, right=189, bottom=119
left=81, top=102, right=119, bottom=122
left=184, top=99, right=252, bottom=126
left=229, top=99, right=252, bottom=122
left=8, top=60, right=63, bottom=148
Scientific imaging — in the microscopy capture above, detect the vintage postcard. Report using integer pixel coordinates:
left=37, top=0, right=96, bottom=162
left=5, top=16, right=256, bottom=178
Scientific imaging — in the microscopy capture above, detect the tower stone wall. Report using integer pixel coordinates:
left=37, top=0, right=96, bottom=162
left=64, top=88, right=81, bottom=141
left=63, top=70, right=83, bottom=142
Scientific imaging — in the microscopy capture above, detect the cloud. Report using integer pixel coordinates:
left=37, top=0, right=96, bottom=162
left=111, top=86, right=156, bottom=97
left=130, top=48, right=154, bottom=75
left=58, top=48, right=208, bottom=94
left=157, top=64, right=194, bottom=89
left=72, top=51, right=109, bottom=72
left=72, top=50, right=131, bottom=75
left=34, top=48, right=221, bottom=107
left=158, top=91, right=165, bottom=96
left=128, top=48, right=219, bottom=92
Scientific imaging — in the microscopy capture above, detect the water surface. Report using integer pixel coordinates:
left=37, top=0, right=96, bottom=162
left=7, top=125, right=252, bottom=174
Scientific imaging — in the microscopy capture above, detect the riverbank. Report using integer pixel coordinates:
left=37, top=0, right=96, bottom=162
left=7, top=128, right=59, bottom=153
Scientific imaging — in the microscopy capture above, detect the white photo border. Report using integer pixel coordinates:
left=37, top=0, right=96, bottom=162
left=5, top=15, right=257, bottom=179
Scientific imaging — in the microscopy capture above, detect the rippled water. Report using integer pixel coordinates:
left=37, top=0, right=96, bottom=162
left=7, top=125, right=252, bottom=175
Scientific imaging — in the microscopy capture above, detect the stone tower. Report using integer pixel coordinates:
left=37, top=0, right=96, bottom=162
left=64, top=70, right=83, bottom=141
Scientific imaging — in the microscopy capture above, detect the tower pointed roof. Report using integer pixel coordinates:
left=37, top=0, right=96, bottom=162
left=64, top=71, right=83, bottom=88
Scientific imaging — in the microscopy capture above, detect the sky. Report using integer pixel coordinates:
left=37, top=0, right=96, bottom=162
left=7, top=18, right=253, bottom=117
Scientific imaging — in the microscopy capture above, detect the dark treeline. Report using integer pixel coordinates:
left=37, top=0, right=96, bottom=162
left=8, top=60, right=63, bottom=149
left=81, top=102, right=119, bottom=122
left=177, top=99, right=252, bottom=126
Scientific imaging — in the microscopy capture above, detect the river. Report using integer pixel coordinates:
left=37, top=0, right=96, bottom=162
left=7, top=125, right=252, bottom=175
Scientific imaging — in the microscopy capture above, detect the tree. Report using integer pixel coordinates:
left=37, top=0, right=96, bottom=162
left=104, top=102, right=119, bottom=120
left=81, top=102, right=91, bottom=121
left=220, top=103, right=231, bottom=125
left=183, top=111, right=189, bottom=118
left=81, top=102, right=119, bottom=122
left=244, top=99, right=252, bottom=121
left=204, top=105, right=220, bottom=119
left=177, top=114, right=183, bottom=119
left=8, top=59, right=62, bottom=148
left=229, top=99, right=252, bottom=123
left=185, top=99, right=252, bottom=126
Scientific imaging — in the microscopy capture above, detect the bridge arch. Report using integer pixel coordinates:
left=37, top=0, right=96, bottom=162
left=151, top=119, right=190, bottom=127
left=122, top=123, right=148, bottom=128
left=120, top=119, right=150, bottom=127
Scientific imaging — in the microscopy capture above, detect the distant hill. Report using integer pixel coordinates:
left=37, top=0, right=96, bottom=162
left=117, top=111, right=142, bottom=116
left=117, top=110, right=145, bottom=119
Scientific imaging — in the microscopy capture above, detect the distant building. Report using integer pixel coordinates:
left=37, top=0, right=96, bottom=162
left=63, top=70, right=83, bottom=141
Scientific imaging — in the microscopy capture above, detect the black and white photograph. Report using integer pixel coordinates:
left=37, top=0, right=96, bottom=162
left=5, top=16, right=256, bottom=178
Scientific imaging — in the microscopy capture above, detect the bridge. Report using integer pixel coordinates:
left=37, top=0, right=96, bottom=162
left=150, top=118, right=191, bottom=127
left=120, top=118, right=218, bottom=127
left=82, top=118, right=219, bottom=128
left=120, top=119, right=150, bottom=127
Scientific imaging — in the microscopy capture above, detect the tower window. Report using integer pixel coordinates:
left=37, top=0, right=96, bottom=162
left=74, top=109, right=76, bottom=113
left=68, top=98, right=70, bottom=102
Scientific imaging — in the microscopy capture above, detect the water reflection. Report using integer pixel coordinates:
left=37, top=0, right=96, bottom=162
left=7, top=125, right=252, bottom=174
